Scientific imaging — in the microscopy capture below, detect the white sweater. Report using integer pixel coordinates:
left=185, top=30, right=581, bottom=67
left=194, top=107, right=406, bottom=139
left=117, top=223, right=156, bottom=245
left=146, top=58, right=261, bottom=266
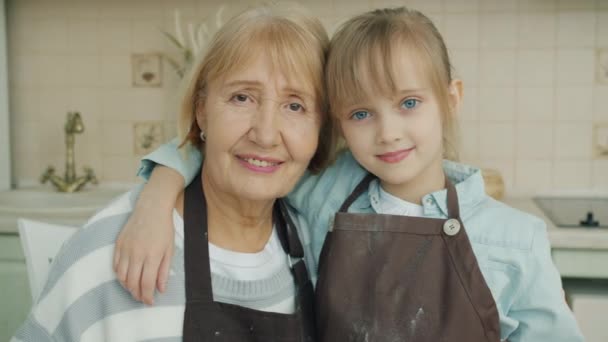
left=11, top=185, right=315, bottom=342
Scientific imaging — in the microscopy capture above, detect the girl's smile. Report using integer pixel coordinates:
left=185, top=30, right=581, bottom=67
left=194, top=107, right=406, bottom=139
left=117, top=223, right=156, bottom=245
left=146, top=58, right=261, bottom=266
left=375, top=147, right=415, bottom=163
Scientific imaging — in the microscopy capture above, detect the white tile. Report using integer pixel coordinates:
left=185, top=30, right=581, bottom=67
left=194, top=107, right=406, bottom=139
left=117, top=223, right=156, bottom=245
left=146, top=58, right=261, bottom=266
left=99, top=0, right=143, bottom=20
left=37, top=56, right=69, bottom=87
left=516, top=123, right=554, bottom=159
left=598, top=12, right=608, bottom=47
left=557, top=0, right=596, bottom=10
left=480, top=0, right=518, bottom=11
left=67, top=55, right=101, bottom=87
left=402, top=0, right=443, bottom=13
left=132, top=19, right=167, bottom=51
left=294, top=0, right=335, bottom=16
left=518, top=13, right=556, bottom=48
left=460, top=121, right=480, bottom=161
left=450, top=49, right=479, bottom=86
left=12, top=122, right=42, bottom=183
left=99, top=19, right=132, bottom=55
left=480, top=13, right=518, bottom=49
left=65, top=0, right=101, bottom=19
left=554, top=123, right=593, bottom=158
left=22, top=0, right=71, bottom=18
left=519, top=0, right=556, bottom=11
left=516, top=87, right=555, bottom=121
left=100, top=55, right=132, bottom=87
left=38, top=89, right=70, bottom=123
left=557, top=12, right=596, bottom=48
left=9, top=87, right=40, bottom=123
left=69, top=88, right=102, bottom=121
left=555, top=87, right=593, bottom=121
left=479, top=49, right=516, bottom=86
left=556, top=49, right=595, bottom=85
left=591, top=160, right=608, bottom=188
left=444, top=0, right=480, bottom=12
left=333, top=0, right=371, bottom=17
left=479, top=87, right=516, bottom=121
left=479, top=123, right=515, bottom=158
left=35, top=19, right=68, bottom=54
left=101, top=121, right=134, bottom=156
left=9, top=55, right=40, bottom=88
left=516, top=49, right=555, bottom=86
left=7, top=14, right=38, bottom=55
left=67, top=18, right=100, bottom=55
left=39, top=118, right=67, bottom=156
left=515, top=160, right=553, bottom=194
left=594, top=86, right=608, bottom=120
left=443, top=14, right=479, bottom=49
left=460, top=86, right=479, bottom=121
left=131, top=89, right=166, bottom=121
left=553, top=160, right=592, bottom=189
left=100, top=88, right=136, bottom=122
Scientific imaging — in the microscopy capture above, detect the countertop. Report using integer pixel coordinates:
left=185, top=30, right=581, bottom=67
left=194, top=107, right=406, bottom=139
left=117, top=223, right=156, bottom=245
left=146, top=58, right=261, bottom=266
left=504, top=197, right=608, bottom=250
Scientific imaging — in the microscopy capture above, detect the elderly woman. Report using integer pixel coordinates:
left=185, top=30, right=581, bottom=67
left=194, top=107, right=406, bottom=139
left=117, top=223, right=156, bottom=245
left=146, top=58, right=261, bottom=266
left=11, top=5, right=332, bottom=341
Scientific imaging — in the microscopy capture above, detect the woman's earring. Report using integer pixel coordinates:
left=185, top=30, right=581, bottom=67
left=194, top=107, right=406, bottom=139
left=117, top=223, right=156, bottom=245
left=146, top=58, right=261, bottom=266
left=200, top=131, right=206, bottom=142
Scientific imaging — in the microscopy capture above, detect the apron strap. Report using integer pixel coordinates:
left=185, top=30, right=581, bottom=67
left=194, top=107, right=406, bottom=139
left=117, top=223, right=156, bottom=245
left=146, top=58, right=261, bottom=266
left=184, top=173, right=312, bottom=302
left=275, top=200, right=304, bottom=259
left=445, top=177, right=461, bottom=219
left=339, top=173, right=376, bottom=213
left=184, top=172, right=214, bottom=302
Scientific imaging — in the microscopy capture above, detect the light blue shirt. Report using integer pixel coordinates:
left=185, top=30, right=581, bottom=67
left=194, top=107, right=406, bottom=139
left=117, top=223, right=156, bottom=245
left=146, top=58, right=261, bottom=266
left=139, top=139, right=584, bottom=342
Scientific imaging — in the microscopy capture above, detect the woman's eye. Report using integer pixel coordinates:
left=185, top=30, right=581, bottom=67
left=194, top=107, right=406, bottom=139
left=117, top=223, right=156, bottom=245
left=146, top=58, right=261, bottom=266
left=401, top=98, right=419, bottom=109
left=232, top=94, right=249, bottom=102
left=289, top=103, right=304, bottom=112
left=350, top=111, right=370, bottom=121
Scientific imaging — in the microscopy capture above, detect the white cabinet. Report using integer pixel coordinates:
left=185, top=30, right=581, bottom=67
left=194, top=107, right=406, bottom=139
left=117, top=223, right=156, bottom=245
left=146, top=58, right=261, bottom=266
left=0, top=233, right=32, bottom=342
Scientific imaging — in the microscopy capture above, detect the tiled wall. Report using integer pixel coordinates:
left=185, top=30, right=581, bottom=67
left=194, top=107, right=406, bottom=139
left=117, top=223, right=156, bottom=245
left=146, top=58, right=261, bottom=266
left=6, top=0, right=608, bottom=195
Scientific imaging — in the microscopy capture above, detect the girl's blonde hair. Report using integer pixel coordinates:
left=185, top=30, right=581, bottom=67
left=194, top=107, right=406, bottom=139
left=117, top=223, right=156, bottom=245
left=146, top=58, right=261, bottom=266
left=326, top=7, right=459, bottom=161
left=178, top=5, right=335, bottom=172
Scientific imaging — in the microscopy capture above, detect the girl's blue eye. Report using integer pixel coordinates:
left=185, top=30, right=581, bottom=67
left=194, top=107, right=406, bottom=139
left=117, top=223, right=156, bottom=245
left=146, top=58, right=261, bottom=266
left=351, top=111, right=370, bottom=121
left=402, top=98, right=418, bottom=109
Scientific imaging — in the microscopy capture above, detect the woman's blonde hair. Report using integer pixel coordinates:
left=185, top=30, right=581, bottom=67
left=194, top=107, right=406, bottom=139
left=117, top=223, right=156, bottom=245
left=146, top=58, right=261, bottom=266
left=326, top=7, right=459, bottom=161
left=178, top=4, right=335, bottom=172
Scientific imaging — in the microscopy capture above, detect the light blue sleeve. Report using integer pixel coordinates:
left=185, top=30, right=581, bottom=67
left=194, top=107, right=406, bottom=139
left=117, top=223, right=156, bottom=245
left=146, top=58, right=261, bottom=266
left=137, top=137, right=202, bottom=185
left=286, top=151, right=368, bottom=263
left=506, top=222, right=584, bottom=342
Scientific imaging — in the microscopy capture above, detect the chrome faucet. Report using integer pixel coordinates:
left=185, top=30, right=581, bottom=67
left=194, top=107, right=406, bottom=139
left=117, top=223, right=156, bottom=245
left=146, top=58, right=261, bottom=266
left=40, top=112, right=98, bottom=192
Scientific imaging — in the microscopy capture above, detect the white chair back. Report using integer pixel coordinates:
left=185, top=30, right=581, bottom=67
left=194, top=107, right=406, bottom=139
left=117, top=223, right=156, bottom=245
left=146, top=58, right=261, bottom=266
left=17, top=218, right=76, bottom=301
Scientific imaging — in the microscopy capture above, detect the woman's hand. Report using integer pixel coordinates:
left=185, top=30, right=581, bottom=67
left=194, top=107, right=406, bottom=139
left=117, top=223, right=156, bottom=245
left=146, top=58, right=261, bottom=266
left=113, top=166, right=184, bottom=304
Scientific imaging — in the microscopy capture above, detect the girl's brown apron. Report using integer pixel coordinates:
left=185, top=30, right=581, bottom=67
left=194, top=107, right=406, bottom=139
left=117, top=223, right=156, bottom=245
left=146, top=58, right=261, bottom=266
left=315, top=174, right=501, bottom=341
left=183, top=173, right=316, bottom=341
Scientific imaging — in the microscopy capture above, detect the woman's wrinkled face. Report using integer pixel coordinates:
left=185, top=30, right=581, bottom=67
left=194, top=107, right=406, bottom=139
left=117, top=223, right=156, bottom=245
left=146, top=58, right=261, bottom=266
left=198, top=54, right=321, bottom=202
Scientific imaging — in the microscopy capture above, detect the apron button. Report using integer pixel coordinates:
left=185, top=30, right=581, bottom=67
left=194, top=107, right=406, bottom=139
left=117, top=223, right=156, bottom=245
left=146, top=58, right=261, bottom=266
left=443, top=218, right=461, bottom=236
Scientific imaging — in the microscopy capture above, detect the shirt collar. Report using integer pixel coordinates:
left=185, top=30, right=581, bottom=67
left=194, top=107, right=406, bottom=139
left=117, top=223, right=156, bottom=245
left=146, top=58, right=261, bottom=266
left=353, top=160, right=486, bottom=218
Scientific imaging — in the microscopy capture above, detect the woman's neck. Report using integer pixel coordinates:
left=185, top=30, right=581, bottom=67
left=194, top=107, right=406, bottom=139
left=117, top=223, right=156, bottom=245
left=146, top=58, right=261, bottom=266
left=380, top=157, right=446, bottom=205
left=176, top=170, right=275, bottom=253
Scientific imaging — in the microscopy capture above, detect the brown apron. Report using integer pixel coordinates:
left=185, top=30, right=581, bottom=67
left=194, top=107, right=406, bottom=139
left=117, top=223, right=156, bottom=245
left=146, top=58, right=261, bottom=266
left=183, top=173, right=316, bottom=341
left=315, top=174, right=501, bottom=341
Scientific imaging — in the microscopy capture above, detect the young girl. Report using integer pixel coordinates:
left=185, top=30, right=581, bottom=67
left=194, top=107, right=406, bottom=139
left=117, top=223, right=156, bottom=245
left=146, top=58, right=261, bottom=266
left=115, top=7, right=583, bottom=342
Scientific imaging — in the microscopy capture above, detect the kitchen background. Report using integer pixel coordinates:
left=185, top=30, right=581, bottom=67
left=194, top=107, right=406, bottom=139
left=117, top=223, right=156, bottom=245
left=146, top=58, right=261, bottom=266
left=4, top=0, right=608, bottom=196
left=1, top=0, right=608, bottom=341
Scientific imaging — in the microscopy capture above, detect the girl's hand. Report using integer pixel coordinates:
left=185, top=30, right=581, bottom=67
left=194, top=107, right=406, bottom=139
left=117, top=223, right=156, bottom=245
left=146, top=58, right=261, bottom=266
left=113, top=166, right=184, bottom=304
